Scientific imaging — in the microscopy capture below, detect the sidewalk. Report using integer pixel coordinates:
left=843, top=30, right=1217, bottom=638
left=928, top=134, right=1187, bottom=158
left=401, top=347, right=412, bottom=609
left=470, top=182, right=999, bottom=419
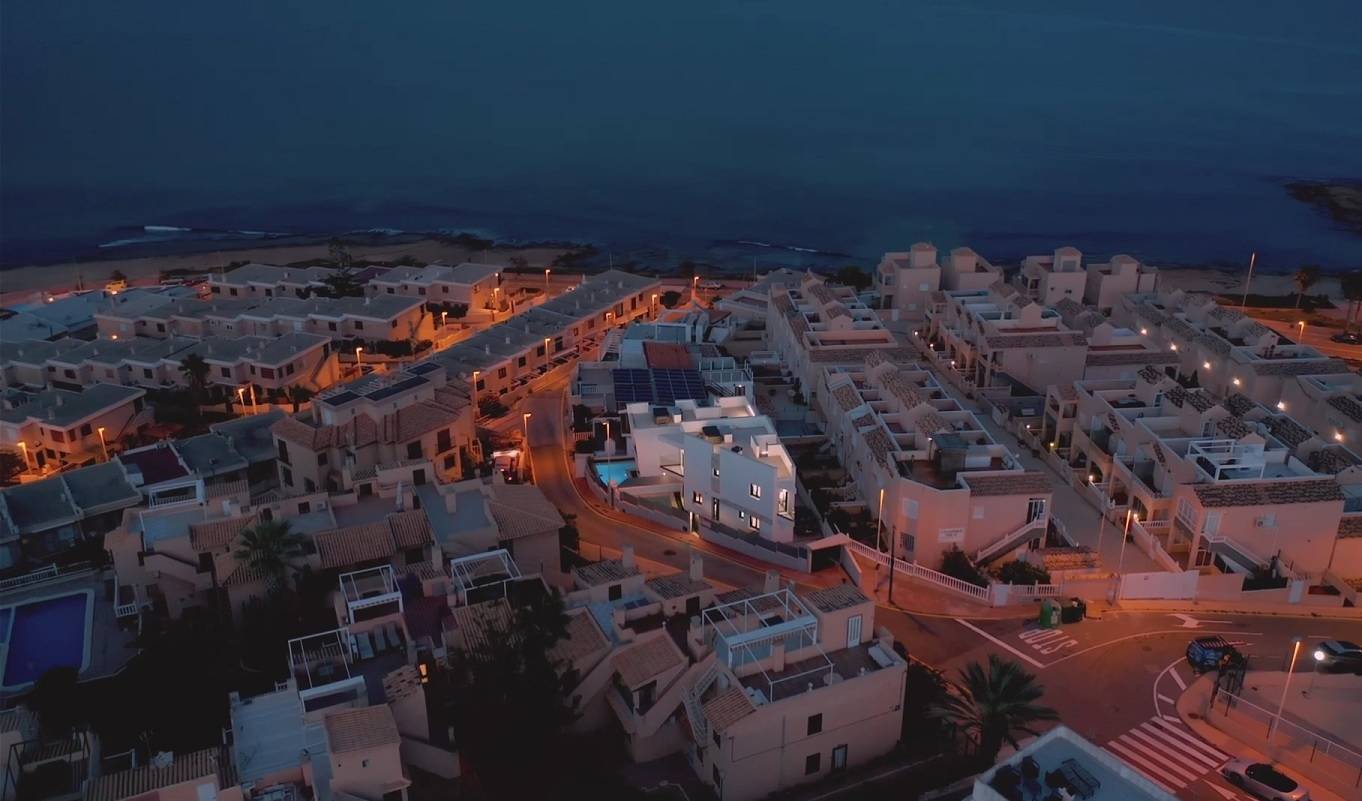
left=850, top=551, right=1036, bottom=620
left=1178, top=675, right=1359, bottom=801
left=1114, top=597, right=1362, bottom=620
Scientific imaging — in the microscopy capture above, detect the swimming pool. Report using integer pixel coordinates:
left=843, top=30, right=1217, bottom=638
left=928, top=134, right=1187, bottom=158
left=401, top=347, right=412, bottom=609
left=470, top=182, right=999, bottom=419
left=592, top=459, right=637, bottom=487
left=1, top=591, right=93, bottom=689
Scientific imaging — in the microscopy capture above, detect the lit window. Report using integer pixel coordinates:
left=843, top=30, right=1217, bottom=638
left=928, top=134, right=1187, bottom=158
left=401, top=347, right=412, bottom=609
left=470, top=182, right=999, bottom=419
left=749, top=516, right=761, bottom=531
left=713, top=468, right=720, bottom=478
left=749, top=484, right=762, bottom=499
left=692, top=491, right=703, bottom=504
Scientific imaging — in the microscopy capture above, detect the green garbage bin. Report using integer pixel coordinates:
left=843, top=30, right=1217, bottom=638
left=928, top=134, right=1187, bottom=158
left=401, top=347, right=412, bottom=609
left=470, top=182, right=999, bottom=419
left=1038, top=598, right=1059, bottom=629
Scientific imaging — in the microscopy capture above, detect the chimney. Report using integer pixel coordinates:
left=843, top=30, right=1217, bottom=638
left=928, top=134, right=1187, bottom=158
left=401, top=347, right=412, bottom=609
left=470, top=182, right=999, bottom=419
left=689, top=550, right=703, bottom=581
left=769, top=638, right=786, bottom=672
left=621, top=544, right=636, bottom=570
left=762, top=570, right=780, bottom=594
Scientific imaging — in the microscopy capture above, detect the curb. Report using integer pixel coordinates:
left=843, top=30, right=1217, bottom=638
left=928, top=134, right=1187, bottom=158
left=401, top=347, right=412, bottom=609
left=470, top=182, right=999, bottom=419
left=1177, top=675, right=1354, bottom=801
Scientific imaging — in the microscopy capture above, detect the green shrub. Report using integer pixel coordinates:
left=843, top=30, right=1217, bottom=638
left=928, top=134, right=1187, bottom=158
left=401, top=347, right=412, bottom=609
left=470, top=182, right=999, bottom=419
left=940, top=547, right=989, bottom=588
left=992, top=560, right=1051, bottom=586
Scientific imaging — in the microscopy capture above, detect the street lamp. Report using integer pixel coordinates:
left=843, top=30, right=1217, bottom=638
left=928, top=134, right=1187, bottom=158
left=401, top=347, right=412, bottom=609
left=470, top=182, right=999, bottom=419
left=651, top=293, right=658, bottom=318
left=544, top=337, right=552, bottom=371
left=354, top=346, right=363, bottom=375
left=1298, top=320, right=1306, bottom=340
left=1089, top=474, right=1114, bottom=561
left=1113, top=509, right=1138, bottom=600
left=545, top=268, right=551, bottom=294
left=1270, top=637, right=1303, bottom=741
left=16, top=441, right=30, bottom=471
left=521, top=412, right=533, bottom=482
left=237, top=387, right=248, bottom=415
left=96, top=426, right=109, bottom=462
left=471, top=370, right=480, bottom=404
left=440, top=310, right=448, bottom=329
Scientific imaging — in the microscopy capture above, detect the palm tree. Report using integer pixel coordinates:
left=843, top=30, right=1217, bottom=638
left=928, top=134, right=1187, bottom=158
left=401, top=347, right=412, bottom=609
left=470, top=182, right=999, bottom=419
left=287, top=385, right=315, bottom=413
left=1342, top=271, right=1362, bottom=335
left=1293, top=265, right=1321, bottom=308
left=180, top=354, right=211, bottom=401
left=234, top=519, right=305, bottom=591
left=930, top=654, right=1058, bottom=763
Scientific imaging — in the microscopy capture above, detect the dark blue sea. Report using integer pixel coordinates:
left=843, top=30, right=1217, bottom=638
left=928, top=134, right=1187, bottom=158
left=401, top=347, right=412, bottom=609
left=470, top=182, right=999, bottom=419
left=3, top=0, right=1362, bottom=271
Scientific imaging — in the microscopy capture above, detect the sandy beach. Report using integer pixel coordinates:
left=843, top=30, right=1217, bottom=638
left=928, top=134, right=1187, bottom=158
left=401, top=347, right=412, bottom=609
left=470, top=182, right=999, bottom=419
left=0, top=238, right=573, bottom=305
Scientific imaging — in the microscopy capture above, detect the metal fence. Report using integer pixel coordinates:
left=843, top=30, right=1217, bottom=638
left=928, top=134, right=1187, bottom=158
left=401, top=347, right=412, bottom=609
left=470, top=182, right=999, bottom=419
left=1215, top=690, right=1362, bottom=789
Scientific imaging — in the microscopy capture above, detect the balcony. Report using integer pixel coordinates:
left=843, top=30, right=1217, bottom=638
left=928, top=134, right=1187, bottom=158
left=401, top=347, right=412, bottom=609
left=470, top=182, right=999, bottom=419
left=339, top=565, right=403, bottom=624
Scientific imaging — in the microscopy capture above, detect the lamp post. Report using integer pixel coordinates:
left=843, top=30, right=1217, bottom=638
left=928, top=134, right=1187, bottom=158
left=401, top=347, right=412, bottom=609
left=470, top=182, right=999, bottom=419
left=876, top=487, right=895, bottom=605
left=1089, top=474, right=1113, bottom=564
left=354, top=346, right=363, bottom=376
left=1239, top=251, right=1257, bottom=311
left=1112, top=509, right=1138, bottom=601
left=471, top=371, right=480, bottom=405
left=1297, top=320, right=1306, bottom=340
left=544, top=337, right=552, bottom=372
left=651, top=293, right=658, bottom=319
left=237, top=387, right=247, bottom=415
left=1270, top=637, right=1303, bottom=742
left=440, top=310, right=448, bottom=329
left=96, top=426, right=109, bottom=462
left=545, top=268, right=551, bottom=295
left=1307, top=646, right=1326, bottom=696
left=16, top=441, right=30, bottom=471
left=521, top=412, right=533, bottom=482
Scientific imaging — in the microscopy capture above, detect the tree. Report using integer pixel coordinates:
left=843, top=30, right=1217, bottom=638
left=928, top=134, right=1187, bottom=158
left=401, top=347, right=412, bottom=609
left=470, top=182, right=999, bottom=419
left=660, top=290, right=682, bottom=308
left=234, top=519, right=305, bottom=591
left=318, top=266, right=364, bottom=298
left=327, top=238, right=353, bottom=269
left=939, top=547, right=988, bottom=588
left=1293, top=265, right=1321, bottom=308
left=931, top=655, right=1058, bottom=764
left=834, top=265, right=873, bottom=291
left=287, top=386, right=315, bottom=413
left=31, top=667, right=82, bottom=740
left=179, top=354, right=211, bottom=411
left=478, top=395, right=509, bottom=419
left=1342, top=271, right=1362, bottom=334
left=442, top=592, right=580, bottom=797
left=0, top=451, right=24, bottom=486
left=992, top=561, right=1052, bottom=586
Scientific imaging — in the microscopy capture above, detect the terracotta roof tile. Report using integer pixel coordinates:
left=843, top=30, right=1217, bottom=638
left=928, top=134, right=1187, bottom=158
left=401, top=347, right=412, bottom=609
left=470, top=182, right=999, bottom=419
left=388, top=509, right=433, bottom=549
left=1222, top=393, right=1257, bottom=417
left=382, top=665, right=422, bottom=703
left=1085, top=350, right=1179, bottom=366
left=1252, top=358, right=1351, bottom=377
left=315, top=521, right=396, bottom=569
left=1307, top=447, right=1362, bottom=475
left=832, top=383, right=863, bottom=413
left=984, top=332, right=1086, bottom=350
left=324, top=705, right=400, bottom=754
left=803, top=584, right=869, bottom=612
left=962, top=471, right=1053, bottom=497
left=447, top=599, right=513, bottom=652
left=1137, top=365, right=1165, bottom=384
left=863, top=427, right=896, bottom=467
left=808, top=346, right=916, bottom=364
left=702, top=686, right=756, bottom=733
left=88, top=748, right=225, bottom=801
left=1328, top=395, right=1362, bottom=423
left=1267, top=416, right=1313, bottom=448
left=1184, top=391, right=1216, bottom=412
left=1337, top=516, right=1362, bottom=539
left=489, top=483, right=564, bottom=541
left=550, top=609, right=610, bottom=666
left=189, top=513, right=257, bottom=551
left=574, top=558, right=639, bottom=587
left=1192, top=479, right=1343, bottom=508
left=614, top=635, right=685, bottom=689
left=646, top=573, right=712, bottom=600
left=1215, top=416, right=1252, bottom=440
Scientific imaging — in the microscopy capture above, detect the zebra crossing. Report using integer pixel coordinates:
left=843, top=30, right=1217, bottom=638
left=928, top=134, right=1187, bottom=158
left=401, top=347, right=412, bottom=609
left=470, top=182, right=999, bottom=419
left=1104, top=716, right=1230, bottom=794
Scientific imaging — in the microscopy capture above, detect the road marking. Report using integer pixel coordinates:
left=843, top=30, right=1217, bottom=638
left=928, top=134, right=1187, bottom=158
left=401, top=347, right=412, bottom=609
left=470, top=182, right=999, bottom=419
left=1171, top=613, right=1231, bottom=629
left=1169, top=669, right=1187, bottom=691
left=1016, top=627, right=1080, bottom=655
left=1048, top=629, right=1263, bottom=667
left=1157, top=693, right=1175, bottom=705
left=1204, top=782, right=1239, bottom=800
left=1163, top=715, right=1182, bottom=723
left=955, top=619, right=1046, bottom=669
left=1105, top=716, right=1228, bottom=791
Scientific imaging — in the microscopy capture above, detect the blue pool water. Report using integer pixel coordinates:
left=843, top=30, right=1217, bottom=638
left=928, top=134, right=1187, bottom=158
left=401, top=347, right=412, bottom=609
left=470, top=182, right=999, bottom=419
left=593, top=459, right=637, bottom=487
left=2, top=593, right=90, bottom=688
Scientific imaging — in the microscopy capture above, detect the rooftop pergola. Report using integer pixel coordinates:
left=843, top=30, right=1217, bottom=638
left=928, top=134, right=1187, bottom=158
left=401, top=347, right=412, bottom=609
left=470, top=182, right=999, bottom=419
left=450, top=549, right=521, bottom=605
left=339, top=565, right=403, bottom=624
left=287, top=628, right=354, bottom=691
left=702, top=588, right=820, bottom=668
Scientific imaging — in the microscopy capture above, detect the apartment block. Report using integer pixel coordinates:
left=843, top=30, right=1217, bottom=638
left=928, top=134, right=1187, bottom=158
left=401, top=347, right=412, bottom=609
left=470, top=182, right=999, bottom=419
left=875, top=243, right=1003, bottom=319
left=1084, top=253, right=1158, bottom=313
left=686, top=582, right=906, bottom=801
left=0, top=383, right=148, bottom=474
left=821, top=353, right=1053, bottom=570
left=1280, top=371, right=1362, bottom=446
left=96, top=294, right=432, bottom=345
left=422, top=269, right=661, bottom=399
left=1126, top=291, right=1350, bottom=407
left=366, top=262, right=502, bottom=311
left=1067, top=367, right=1358, bottom=578
left=207, top=263, right=336, bottom=298
left=622, top=397, right=797, bottom=543
left=1016, top=246, right=1089, bottom=307
left=272, top=369, right=477, bottom=494
left=974, top=725, right=1178, bottom=801
left=767, top=272, right=912, bottom=395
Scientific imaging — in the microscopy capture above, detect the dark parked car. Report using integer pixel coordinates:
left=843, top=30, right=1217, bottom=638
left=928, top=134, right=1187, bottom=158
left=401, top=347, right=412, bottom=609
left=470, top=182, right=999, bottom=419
left=1330, top=331, right=1361, bottom=345
left=1314, top=640, right=1362, bottom=674
left=1187, top=636, right=1244, bottom=674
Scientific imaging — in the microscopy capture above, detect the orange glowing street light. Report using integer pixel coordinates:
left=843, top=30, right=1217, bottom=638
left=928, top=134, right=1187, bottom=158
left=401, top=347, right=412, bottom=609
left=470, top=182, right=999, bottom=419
left=96, top=426, right=109, bottom=461
left=1297, top=320, right=1306, bottom=339
left=16, top=441, right=30, bottom=470
left=544, top=267, right=551, bottom=294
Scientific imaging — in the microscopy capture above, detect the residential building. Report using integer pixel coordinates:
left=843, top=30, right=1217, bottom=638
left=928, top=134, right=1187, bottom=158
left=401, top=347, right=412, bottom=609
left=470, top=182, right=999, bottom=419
left=0, top=383, right=148, bottom=474
left=272, top=368, right=477, bottom=494
left=366, top=262, right=502, bottom=311
left=0, top=459, right=143, bottom=569
left=973, top=725, right=1177, bottom=801
left=916, top=281, right=1170, bottom=397
left=821, top=353, right=1054, bottom=570
left=4, top=288, right=183, bottom=342
left=423, top=269, right=661, bottom=400
left=622, top=397, right=797, bottom=544
left=686, top=581, right=907, bottom=801
left=1083, top=253, right=1158, bottom=314
left=1125, top=291, right=1350, bottom=407
left=1015, top=246, right=1088, bottom=307
left=767, top=272, right=912, bottom=395
left=714, top=268, right=803, bottom=323
left=571, top=325, right=753, bottom=412
left=874, top=243, right=1003, bottom=320
left=207, top=263, right=336, bottom=298
left=1068, top=366, right=1357, bottom=577
left=1278, top=371, right=1362, bottom=448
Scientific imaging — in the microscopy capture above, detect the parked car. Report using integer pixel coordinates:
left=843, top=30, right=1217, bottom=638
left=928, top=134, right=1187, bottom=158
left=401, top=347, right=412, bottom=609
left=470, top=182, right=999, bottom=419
left=1314, top=640, right=1362, bottom=674
left=1330, top=331, right=1361, bottom=344
left=1221, top=759, right=1310, bottom=801
left=699, top=280, right=723, bottom=289
left=1186, top=636, right=1244, bottom=674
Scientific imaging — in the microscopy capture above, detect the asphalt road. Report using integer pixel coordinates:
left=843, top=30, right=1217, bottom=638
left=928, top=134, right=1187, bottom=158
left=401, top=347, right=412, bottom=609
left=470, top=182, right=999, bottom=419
left=517, top=382, right=1362, bottom=801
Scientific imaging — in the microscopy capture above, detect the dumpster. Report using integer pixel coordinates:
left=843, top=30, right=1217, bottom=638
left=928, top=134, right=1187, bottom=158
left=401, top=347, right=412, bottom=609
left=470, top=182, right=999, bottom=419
left=1059, top=597, right=1086, bottom=624
left=1038, top=598, right=1059, bottom=628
